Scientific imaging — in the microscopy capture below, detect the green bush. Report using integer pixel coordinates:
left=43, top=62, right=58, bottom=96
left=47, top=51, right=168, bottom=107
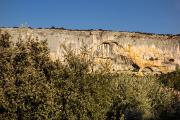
left=106, top=75, right=174, bottom=120
left=157, top=69, right=180, bottom=120
left=158, top=69, right=180, bottom=91
left=0, top=32, right=57, bottom=119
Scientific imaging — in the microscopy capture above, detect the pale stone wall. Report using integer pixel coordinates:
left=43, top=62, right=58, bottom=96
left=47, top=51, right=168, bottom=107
left=1, top=28, right=180, bottom=73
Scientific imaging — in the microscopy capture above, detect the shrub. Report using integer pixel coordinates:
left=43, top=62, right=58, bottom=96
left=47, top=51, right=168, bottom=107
left=106, top=75, right=173, bottom=120
left=158, top=69, right=180, bottom=91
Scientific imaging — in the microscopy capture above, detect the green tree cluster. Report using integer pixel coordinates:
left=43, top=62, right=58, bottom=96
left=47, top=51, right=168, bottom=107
left=0, top=31, right=179, bottom=120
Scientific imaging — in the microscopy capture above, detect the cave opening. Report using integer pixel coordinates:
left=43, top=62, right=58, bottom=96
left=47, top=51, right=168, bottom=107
left=132, top=63, right=140, bottom=72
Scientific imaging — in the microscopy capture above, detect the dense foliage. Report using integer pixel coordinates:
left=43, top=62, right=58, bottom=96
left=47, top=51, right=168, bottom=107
left=159, top=69, right=180, bottom=91
left=0, top=31, right=180, bottom=120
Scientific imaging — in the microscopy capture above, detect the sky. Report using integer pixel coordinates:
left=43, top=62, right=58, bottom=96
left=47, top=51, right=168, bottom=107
left=0, top=0, right=180, bottom=34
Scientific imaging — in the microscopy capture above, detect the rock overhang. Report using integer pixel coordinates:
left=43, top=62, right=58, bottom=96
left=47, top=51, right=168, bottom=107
left=1, top=27, right=180, bottom=74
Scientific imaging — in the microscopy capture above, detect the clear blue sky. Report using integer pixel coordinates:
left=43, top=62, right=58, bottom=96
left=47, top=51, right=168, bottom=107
left=0, top=0, right=180, bottom=34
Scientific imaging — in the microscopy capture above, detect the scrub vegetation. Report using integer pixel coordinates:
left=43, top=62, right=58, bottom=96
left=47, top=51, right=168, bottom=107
left=0, top=31, right=180, bottom=120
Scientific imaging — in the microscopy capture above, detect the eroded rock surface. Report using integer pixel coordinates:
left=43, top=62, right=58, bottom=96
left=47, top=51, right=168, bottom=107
left=1, top=28, right=180, bottom=74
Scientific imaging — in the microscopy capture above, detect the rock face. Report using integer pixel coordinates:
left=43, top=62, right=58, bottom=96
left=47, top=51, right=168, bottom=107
left=1, top=28, right=180, bottom=74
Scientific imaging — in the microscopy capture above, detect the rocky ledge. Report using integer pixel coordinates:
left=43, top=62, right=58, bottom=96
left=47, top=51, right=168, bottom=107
left=1, top=28, right=180, bottom=74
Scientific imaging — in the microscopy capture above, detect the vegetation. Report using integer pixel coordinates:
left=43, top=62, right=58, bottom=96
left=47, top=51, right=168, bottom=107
left=159, top=69, right=180, bottom=91
left=0, top=31, right=180, bottom=120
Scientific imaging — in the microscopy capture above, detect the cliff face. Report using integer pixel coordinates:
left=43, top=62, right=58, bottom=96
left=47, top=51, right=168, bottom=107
left=1, top=28, right=180, bottom=74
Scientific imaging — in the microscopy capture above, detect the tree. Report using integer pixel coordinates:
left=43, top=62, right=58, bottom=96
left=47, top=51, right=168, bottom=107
left=0, top=32, right=58, bottom=119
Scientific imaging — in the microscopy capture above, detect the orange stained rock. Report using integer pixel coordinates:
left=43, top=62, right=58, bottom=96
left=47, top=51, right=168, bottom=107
left=124, top=45, right=170, bottom=73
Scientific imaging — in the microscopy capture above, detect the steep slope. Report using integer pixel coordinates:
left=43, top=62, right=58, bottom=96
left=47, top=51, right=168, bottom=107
left=1, top=28, right=180, bottom=74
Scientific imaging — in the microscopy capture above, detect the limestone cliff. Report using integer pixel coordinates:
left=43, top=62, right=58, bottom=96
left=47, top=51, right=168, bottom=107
left=1, top=28, right=180, bottom=74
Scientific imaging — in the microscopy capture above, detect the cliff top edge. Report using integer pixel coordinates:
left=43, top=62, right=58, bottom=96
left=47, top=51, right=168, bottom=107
left=0, top=27, right=180, bottom=37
